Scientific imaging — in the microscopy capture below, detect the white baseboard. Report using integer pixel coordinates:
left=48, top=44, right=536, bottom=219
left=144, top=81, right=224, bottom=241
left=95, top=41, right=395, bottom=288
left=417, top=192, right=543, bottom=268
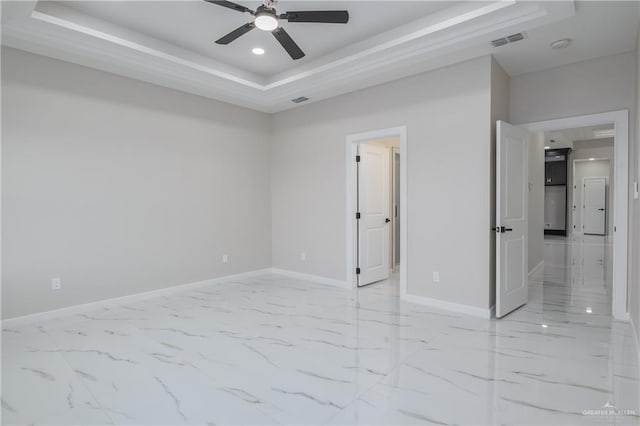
left=488, top=304, right=496, bottom=318
left=1, top=268, right=272, bottom=328
left=630, top=316, right=640, bottom=362
left=402, top=293, right=494, bottom=319
left=270, top=268, right=351, bottom=289
left=528, top=260, right=544, bottom=277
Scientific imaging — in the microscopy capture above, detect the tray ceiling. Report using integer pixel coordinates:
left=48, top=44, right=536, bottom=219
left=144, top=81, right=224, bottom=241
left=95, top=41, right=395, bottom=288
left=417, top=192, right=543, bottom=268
left=1, top=1, right=609, bottom=112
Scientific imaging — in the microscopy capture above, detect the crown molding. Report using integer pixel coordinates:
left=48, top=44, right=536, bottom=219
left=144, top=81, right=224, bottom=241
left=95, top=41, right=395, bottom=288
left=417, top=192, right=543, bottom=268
left=1, top=1, right=575, bottom=112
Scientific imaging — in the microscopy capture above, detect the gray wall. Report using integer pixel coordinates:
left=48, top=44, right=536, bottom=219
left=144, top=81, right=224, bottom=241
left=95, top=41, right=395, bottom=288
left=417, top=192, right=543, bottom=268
left=1, top=47, right=272, bottom=319
left=271, top=56, right=496, bottom=311
left=510, top=52, right=636, bottom=126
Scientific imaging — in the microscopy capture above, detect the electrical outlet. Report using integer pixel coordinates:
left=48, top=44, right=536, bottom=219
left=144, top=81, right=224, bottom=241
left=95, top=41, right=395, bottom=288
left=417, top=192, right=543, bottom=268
left=300, top=252, right=306, bottom=261
left=51, top=277, right=61, bottom=290
left=222, top=254, right=229, bottom=264
left=433, top=272, right=440, bottom=283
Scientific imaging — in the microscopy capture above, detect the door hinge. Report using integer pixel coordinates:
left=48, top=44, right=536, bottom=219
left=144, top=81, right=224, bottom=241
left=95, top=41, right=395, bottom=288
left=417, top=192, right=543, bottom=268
left=355, top=155, right=361, bottom=163
left=356, top=267, right=361, bottom=275
left=355, top=212, right=361, bottom=220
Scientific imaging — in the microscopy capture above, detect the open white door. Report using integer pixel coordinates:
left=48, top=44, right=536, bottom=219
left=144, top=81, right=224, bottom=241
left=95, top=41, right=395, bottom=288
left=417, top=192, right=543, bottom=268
left=496, top=121, right=529, bottom=318
left=583, top=177, right=606, bottom=235
left=358, top=143, right=390, bottom=286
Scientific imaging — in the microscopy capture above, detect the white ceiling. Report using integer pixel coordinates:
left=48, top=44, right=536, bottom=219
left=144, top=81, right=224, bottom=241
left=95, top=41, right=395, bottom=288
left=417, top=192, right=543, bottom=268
left=493, top=1, right=638, bottom=76
left=60, top=1, right=453, bottom=77
left=1, top=1, right=637, bottom=112
left=545, top=124, right=615, bottom=149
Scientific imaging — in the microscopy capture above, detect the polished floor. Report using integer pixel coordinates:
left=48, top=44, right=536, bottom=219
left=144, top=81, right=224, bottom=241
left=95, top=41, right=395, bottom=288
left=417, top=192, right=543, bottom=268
left=2, top=236, right=639, bottom=425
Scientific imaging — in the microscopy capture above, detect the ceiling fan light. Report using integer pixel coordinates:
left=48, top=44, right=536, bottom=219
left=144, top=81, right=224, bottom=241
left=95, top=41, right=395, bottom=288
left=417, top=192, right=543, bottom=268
left=255, top=13, right=278, bottom=31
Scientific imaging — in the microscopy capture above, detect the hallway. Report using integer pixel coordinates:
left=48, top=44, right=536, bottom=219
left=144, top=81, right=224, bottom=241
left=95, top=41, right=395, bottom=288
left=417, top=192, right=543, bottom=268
left=540, top=235, right=613, bottom=317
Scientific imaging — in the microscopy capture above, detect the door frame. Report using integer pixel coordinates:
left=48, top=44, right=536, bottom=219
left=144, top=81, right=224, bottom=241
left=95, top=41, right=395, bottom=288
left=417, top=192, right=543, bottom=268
left=519, top=110, right=628, bottom=320
left=571, top=157, right=611, bottom=235
left=392, top=147, right=401, bottom=270
left=346, top=126, right=407, bottom=294
left=582, top=176, right=608, bottom=236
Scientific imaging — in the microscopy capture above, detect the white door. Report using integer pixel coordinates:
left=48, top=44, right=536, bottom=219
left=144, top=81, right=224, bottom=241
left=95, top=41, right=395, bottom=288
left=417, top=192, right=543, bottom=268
left=358, top=143, right=390, bottom=286
left=583, top=177, right=606, bottom=235
left=496, top=121, right=529, bottom=318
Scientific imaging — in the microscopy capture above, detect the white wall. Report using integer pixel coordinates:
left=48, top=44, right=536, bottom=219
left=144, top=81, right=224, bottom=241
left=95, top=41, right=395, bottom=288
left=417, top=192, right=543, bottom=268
left=528, top=132, right=545, bottom=272
left=271, top=56, right=496, bottom=311
left=1, top=47, right=272, bottom=319
left=510, top=52, right=636, bottom=126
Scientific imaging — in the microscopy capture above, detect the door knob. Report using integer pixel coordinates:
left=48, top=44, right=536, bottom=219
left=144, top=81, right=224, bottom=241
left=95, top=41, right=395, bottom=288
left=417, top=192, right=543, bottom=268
left=598, top=208, right=605, bottom=211
left=492, top=226, right=513, bottom=233
left=385, top=218, right=391, bottom=223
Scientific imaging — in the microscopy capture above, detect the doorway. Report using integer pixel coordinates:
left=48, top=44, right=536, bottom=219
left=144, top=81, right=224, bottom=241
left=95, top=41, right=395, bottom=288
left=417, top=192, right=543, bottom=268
left=572, top=158, right=613, bottom=237
left=356, top=140, right=393, bottom=286
left=582, top=176, right=607, bottom=235
left=346, top=127, right=407, bottom=292
left=518, top=110, right=628, bottom=320
left=537, top=129, right=615, bottom=320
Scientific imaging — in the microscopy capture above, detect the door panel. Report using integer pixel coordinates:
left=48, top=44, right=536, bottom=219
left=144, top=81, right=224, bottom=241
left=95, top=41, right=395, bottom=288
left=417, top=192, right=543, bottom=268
left=505, top=238, right=525, bottom=292
left=505, top=139, right=525, bottom=219
left=496, top=121, right=529, bottom=318
left=583, top=177, right=606, bottom=235
left=359, top=143, right=390, bottom=286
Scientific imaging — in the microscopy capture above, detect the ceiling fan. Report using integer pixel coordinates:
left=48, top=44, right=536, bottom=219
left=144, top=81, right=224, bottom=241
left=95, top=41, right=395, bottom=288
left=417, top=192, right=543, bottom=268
left=205, top=0, right=349, bottom=60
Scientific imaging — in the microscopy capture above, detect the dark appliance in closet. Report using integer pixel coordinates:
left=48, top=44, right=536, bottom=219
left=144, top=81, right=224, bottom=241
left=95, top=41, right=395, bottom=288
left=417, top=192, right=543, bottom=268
left=544, top=148, right=571, bottom=236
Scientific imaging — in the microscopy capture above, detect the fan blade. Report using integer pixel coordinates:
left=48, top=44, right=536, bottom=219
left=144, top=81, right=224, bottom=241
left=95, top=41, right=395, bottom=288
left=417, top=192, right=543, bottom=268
left=215, top=22, right=255, bottom=44
left=204, top=0, right=254, bottom=15
left=272, top=27, right=305, bottom=60
left=282, top=10, right=349, bottom=24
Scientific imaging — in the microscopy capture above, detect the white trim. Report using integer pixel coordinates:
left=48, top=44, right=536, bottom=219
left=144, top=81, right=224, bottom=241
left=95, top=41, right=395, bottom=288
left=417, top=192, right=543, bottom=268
left=346, top=126, right=408, bottom=297
left=1, top=268, right=272, bottom=328
left=519, top=110, right=629, bottom=320
left=528, top=260, right=544, bottom=277
left=403, top=293, right=494, bottom=319
left=270, top=268, right=350, bottom=289
left=392, top=147, right=401, bottom=268
left=1, top=2, right=575, bottom=112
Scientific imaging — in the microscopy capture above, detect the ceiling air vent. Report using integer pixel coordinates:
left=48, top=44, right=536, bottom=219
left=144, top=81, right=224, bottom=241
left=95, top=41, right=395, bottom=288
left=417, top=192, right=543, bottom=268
left=491, top=37, right=508, bottom=48
left=291, top=96, right=309, bottom=104
left=507, top=33, right=525, bottom=43
left=491, top=32, right=526, bottom=48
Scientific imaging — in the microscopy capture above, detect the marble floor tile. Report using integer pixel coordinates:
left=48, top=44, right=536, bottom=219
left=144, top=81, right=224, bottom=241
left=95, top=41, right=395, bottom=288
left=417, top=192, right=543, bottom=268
left=2, top=235, right=639, bottom=425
